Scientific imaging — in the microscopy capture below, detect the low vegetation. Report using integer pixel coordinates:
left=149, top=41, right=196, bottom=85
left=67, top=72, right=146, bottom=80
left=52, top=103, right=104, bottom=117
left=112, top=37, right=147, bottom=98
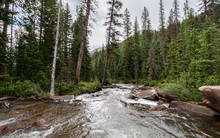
left=56, top=81, right=101, bottom=96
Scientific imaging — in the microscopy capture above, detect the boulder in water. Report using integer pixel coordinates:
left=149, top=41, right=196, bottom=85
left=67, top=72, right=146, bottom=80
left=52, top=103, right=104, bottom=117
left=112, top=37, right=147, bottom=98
left=132, top=87, right=158, bottom=100
left=199, top=86, right=220, bottom=113
left=0, top=125, right=7, bottom=134
left=169, top=101, right=220, bottom=117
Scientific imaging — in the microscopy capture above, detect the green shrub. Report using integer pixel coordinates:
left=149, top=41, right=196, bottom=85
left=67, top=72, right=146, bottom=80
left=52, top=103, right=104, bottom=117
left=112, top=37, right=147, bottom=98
left=159, top=81, right=202, bottom=101
left=55, top=81, right=101, bottom=96
left=0, top=80, right=42, bottom=97
left=55, top=82, right=75, bottom=95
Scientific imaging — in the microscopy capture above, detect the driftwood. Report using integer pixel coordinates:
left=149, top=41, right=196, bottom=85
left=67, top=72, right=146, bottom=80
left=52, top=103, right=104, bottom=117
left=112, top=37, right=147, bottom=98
left=0, top=97, right=16, bottom=101
left=0, top=101, right=10, bottom=109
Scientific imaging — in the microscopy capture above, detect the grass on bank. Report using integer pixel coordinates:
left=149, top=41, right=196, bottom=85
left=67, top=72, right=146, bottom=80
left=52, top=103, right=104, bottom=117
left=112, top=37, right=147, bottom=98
left=0, top=80, right=101, bottom=98
left=56, top=81, right=101, bottom=96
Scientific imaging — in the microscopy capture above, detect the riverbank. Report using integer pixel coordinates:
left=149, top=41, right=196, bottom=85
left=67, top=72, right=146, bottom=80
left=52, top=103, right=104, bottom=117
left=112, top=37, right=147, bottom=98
left=1, top=81, right=220, bottom=119
left=0, top=81, right=101, bottom=98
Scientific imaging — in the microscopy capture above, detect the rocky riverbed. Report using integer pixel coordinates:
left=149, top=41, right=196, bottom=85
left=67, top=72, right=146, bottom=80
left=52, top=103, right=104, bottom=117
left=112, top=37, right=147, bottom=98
left=0, top=84, right=220, bottom=138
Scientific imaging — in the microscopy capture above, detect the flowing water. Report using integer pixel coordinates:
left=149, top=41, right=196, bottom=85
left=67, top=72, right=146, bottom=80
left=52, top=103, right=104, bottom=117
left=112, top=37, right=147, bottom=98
left=1, top=84, right=220, bottom=138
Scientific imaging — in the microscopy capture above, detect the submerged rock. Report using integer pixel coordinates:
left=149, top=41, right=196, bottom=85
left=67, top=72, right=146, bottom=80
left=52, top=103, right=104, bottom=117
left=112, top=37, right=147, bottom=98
left=199, top=86, right=220, bottom=113
left=0, top=125, right=7, bottom=134
left=169, top=101, right=220, bottom=117
left=132, top=87, right=158, bottom=100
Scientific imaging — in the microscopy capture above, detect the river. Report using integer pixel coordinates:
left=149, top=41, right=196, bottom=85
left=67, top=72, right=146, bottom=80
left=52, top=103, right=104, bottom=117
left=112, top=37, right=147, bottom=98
left=1, top=84, right=220, bottom=138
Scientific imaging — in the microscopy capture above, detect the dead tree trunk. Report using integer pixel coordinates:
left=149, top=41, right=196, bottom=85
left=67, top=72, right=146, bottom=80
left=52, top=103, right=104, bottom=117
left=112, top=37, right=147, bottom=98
left=50, top=0, right=62, bottom=97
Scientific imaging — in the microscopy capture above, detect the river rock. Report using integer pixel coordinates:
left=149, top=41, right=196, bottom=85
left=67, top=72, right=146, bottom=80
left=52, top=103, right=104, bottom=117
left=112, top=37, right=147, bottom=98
left=199, top=86, right=220, bottom=113
left=0, top=125, right=7, bottom=134
left=157, top=90, right=179, bottom=102
left=132, top=87, right=158, bottom=100
left=150, top=105, right=167, bottom=111
left=169, top=101, right=220, bottom=117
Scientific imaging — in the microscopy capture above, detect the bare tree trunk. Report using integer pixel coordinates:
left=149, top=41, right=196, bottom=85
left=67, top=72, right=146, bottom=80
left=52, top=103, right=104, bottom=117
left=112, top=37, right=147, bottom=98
left=101, top=0, right=115, bottom=86
left=76, top=0, right=91, bottom=84
left=50, top=0, right=62, bottom=97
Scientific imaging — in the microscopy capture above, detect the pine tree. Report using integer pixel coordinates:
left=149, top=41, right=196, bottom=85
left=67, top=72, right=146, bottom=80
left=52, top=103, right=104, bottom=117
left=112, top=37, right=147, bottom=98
left=56, top=3, right=73, bottom=82
left=141, top=6, right=150, bottom=33
left=168, top=9, right=176, bottom=39
left=102, top=0, right=123, bottom=85
left=148, top=33, right=159, bottom=80
left=159, top=0, right=167, bottom=75
left=40, top=0, right=57, bottom=69
left=133, top=17, right=140, bottom=83
left=15, top=0, right=42, bottom=81
left=122, top=8, right=133, bottom=79
left=199, top=0, right=208, bottom=16
left=123, top=8, right=132, bottom=40
left=0, top=0, right=13, bottom=80
left=76, top=0, right=92, bottom=84
left=183, top=0, right=189, bottom=19
left=71, top=7, right=91, bottom=82
left=173, top=0, right=180, bottom=38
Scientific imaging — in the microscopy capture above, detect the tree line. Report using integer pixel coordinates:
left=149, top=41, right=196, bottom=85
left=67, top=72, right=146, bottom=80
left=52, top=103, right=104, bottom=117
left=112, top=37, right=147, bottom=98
left=92, top=0, right=220, bottom=101
left=0, top=0, right=219, bottom=100
left=0, top=0, right=94, bottom=97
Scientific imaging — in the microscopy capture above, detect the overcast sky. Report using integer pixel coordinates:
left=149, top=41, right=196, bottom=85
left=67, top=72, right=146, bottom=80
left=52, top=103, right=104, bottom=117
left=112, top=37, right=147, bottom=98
left=65, top=0, right=200, bottom=51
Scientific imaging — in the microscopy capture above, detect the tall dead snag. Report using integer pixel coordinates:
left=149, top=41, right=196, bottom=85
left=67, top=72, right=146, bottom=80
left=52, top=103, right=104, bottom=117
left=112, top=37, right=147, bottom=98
left=50, top=0, right=62, bottom=97
left=76, top=0, right=92, bottom=84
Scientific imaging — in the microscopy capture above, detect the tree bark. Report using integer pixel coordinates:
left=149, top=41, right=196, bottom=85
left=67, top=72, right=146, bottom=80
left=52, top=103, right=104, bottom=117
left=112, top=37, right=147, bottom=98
left=101, top=0, right=115, bottom=86
left=76, top=0, right=91, bottom=84
left=50, top=0, right=62, bottom=97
